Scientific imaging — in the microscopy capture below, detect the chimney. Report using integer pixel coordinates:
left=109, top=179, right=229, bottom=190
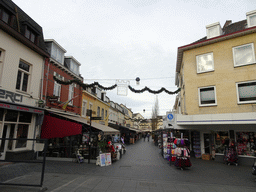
left=223, top=20, right=232, bottom=28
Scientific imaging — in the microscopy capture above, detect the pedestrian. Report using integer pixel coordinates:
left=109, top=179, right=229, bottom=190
left=147, top=132, right=150, bottom=142
left=143, top=132, right=146, bottom=141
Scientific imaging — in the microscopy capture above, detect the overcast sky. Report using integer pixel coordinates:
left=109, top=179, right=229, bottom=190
left=13, top=0, right=255, bottom=118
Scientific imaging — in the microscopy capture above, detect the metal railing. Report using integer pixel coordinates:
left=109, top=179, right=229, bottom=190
left=0, top=138, right=48, bottom=188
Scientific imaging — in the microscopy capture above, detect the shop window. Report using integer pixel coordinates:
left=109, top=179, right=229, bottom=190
left=7, top=124, right=15, bottom=150
left=196, top=52, right=214, bottom=73
left=198, top=86, right=217, bottom=106
left=0, top=108, right=3, bottom=121
left=15, top=124, right=29, bottom=148
left=214, top=131, right=229, bottom=154
left=5, top=110, right=18, bottom=122
left=19, top=112, right=32, bottom=123
left=16, top=60, right=31, bottom=93
left=236, top=81, right=256, bottom=104
left=232, top=43, right=255, bottom=67
left=236, top=132, right=256, bottom=156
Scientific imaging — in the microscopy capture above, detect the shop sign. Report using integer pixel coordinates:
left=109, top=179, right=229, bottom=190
left=0, top=102, right=44, bottom=114
left=0, top=89, right=23, bottom=103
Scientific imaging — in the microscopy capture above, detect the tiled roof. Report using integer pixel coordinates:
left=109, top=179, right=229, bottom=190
left=0, top=0, right=47, bottom=55
left=192, top=19, right=247, bottom=44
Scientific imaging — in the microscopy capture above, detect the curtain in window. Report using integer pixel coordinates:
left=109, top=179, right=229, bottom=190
left=200, top=88, right=215, bottom=104
left=238, top=83, right=256, bottom=101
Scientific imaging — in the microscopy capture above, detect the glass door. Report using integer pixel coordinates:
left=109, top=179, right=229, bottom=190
left=0, top=124, right=15, bottom=160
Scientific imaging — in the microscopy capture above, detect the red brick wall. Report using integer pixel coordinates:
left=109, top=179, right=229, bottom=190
left=42, top=59, right=82, bottom=115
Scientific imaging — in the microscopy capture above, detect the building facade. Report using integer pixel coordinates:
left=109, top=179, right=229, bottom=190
left=0, top=0, right=48, bottom=160
left=174, top=10, right=256, bottom=165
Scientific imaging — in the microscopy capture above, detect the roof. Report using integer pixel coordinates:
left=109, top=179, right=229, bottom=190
left=0, top=0, right=49, bottom=57
left=175, top=19, right=256, bottom=74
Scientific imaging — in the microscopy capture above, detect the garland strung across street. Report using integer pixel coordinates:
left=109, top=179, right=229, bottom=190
left=53, top=76, right=180, bottom=95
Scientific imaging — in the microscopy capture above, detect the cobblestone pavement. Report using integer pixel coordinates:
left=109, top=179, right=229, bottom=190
left=0, top=137, right=256, bottom=191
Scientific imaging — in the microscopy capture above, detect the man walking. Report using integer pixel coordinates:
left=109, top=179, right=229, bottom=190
left=147, top=133, right=150, bottom=142
left=143, top=132, right=146, bottom=141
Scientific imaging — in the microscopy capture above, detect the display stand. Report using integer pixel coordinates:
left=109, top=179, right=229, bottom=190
left=174, top=138, right=192, bottom=170
left=223, top=139, right=238, bottom=166
left=192, top=131, right=201, bottom=158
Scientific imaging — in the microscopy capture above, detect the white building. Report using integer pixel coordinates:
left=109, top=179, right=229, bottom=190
left=0, top=0, right=48, bottom=160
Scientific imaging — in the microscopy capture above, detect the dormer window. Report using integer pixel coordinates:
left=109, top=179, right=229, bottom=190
left=25, top=27, right=36, bottom=42
left=0, top=8, right=10, bottom=23
left=247, top=10, right=256, bottom=28
left=64, top=56, right=81, bottom=76
left=206, top=22, right=222, bottom=39
left=45, top=40, right=66, bottom=65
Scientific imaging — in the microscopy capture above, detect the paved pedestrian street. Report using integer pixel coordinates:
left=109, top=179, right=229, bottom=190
left=1, top=138, right=256, bottom=191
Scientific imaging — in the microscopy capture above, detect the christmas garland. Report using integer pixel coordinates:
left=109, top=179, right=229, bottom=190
left=53, top=76, right=180, bottom=95
left=128, top=86, right=180, bottom=95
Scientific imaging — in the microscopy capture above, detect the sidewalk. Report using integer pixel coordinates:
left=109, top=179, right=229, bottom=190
left=0, top=173, right=256, bottom=192
left=0, top=138, right=256, bottom=191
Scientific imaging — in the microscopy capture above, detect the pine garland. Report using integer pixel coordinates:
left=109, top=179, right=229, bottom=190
left=53, top=76, right=180, bottom=95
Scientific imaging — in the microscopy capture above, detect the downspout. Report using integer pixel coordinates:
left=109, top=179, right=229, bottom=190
left=44, top=59, right=50, bottom=103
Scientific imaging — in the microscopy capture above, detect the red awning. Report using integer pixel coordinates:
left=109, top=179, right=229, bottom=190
left=41, top=115, right=82, bottom=139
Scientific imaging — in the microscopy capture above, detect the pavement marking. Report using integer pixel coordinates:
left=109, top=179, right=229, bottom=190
left=50, top=176, right=83, bottom=192
left=3, top=174, right=32, bottom=183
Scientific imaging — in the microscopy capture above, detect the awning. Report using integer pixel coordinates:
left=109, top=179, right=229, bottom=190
left=41, top=115, right=82, bottom=139
left=46, top=110, right=119, bottom=135
left=91, top=122, right=120, bottom=135
left=128, top=127, right=141, bottom=133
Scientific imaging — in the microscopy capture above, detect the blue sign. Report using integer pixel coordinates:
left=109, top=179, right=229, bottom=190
left=167, top=114, right=173, bottom=121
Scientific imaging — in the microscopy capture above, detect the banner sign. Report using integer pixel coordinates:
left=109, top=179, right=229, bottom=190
left=116, top=80, right=129, bottom=96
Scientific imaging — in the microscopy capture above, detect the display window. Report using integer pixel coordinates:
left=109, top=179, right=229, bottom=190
left=236, top=132, right=256, bottom=156
left=214, top=131, right=229, bottom=154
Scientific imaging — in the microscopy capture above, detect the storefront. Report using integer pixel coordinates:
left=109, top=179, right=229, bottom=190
left=40, top=110, right=119, bottom=160
left=0, top=101, right=44, bottom=161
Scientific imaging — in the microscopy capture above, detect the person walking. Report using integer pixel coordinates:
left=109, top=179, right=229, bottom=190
left=147, top=132, right=150, bottom=142
left=143, top=132, right=146, bottom=141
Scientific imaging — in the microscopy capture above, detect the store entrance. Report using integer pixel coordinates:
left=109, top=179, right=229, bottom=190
left=204, top=133, right=210, bottom=154
left=0, top=124, right=15, bottom=160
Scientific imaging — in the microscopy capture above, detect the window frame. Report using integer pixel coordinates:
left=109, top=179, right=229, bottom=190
left=198, top=86, right=217, bottom=107
left=232, top=43, right=256, bottom=67
left=196, top=52, right=215, bottom=74
left=68, top=84, right=74, bottom=106
left=247, top=10, right=256, bottom=28
left=82, top=100, right=87, bottom=117
left=53, top=72, right=62, bottom=100
left=236, top=80, right=256, bottom=104
left=16, top=60, right=31, bottom=93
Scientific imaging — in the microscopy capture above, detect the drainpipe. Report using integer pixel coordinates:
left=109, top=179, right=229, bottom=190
left=44, top=59, right=50, bottom=103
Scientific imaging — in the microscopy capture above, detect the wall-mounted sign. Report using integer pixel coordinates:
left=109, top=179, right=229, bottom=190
left=167, top=113, right=174, bottom=122
left=0, top=102, right=44, bottom=114
left=0, top=89, right=23, bottom=103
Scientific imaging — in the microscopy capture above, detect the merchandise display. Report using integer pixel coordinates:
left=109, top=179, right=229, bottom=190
left=192, top=131, right=201, bottom=158
left=236, top=132, right=256, bottom=156
left=173, top=138, right=192, bottom=170
left=223, top=139, right=238, bottom=166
